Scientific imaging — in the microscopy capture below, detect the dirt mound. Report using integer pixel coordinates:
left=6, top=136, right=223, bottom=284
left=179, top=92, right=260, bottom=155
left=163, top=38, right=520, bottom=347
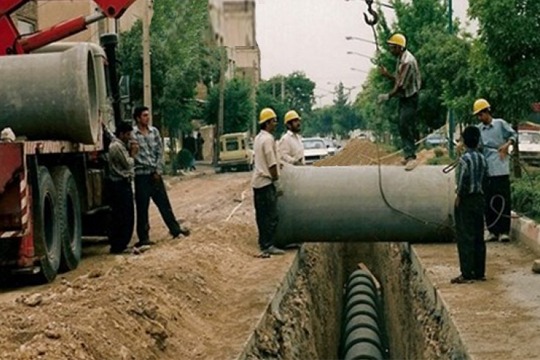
left=315, top=139, right=439, bottom=167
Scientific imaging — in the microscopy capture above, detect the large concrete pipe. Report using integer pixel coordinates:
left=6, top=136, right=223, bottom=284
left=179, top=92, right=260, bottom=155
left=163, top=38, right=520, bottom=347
left=0, top=43, right=99, bottom=144
left=276, top=165, right=455, bottom=244
left=34, top=42, right=112, bottom=130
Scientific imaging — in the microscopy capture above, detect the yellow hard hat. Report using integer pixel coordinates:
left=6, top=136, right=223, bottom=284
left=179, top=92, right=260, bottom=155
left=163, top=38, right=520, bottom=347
left=284, top=110, right=301, bottom=124
left=387, top=33, right=406, bottom=48
left=259, top=108, right=277, bottom=124
left=473, top=98, right=491, bottom=115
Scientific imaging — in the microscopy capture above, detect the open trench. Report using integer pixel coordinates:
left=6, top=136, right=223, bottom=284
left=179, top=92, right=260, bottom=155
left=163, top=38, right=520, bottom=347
left=239, top=242, right=468, bottom=360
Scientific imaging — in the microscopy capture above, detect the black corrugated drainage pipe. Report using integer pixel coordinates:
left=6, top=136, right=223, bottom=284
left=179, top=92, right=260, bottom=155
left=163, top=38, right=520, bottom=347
left=341, top=269, right=387, bottom=360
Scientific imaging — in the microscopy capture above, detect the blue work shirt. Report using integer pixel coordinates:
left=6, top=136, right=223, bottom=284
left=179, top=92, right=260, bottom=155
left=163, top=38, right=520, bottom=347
left=457, top=149, right=487, bottom=196
left=477, top=118, right=516, bottom=177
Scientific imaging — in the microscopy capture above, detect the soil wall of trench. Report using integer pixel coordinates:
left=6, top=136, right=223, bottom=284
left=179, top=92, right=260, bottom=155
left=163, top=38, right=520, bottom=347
left=241, top=242, right=469, bottom=359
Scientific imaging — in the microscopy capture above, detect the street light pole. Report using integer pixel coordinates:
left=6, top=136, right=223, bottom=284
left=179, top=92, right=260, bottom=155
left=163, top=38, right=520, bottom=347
left=350, top=67, right=369, bottom=74
left=345, top=36, right=376, bottom=45
left=447, top=0, right=455, bottom=158
left=346, top=51, right=373, bottom=60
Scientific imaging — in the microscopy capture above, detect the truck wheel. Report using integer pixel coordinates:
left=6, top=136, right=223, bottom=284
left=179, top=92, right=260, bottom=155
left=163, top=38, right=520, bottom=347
left=52, top=166, right=82, bottom=272
left=34, top=167, right=61, bottom=283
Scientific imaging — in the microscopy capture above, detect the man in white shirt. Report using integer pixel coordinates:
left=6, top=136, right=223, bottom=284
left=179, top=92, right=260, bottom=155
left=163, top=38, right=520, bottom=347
left=252, top=108, right=284, bottom=256
left=279, top=110, right=305, bottom=165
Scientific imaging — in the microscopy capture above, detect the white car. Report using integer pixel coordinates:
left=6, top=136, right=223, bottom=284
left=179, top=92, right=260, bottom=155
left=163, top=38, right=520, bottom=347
left=518, top=130, right=540, bottom=166
left=302, top=137, right=329, bottom=165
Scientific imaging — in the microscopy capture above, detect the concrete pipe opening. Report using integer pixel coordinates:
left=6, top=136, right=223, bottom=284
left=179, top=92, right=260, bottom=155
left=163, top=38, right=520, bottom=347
left=275, top=165, right=455, bottom=245
left=0, top=43, right=99, bottom=144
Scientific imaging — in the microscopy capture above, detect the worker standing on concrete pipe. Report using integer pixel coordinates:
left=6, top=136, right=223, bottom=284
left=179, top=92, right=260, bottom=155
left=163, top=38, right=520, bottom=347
left=452, top=126, right=488, bottom=284
left=473, top=98, right=517, bottom=243
left=378, top=33, right=422, bottom=171
left=252, top=108, right=285, bottom=256
left=279, top=110, right=305, bottom=165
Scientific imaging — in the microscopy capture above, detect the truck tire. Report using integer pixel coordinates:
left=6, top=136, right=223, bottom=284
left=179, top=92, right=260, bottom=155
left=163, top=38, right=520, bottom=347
left=34, top=166, right=61, bottom=283
left=51, top=166, right=82, bottom=271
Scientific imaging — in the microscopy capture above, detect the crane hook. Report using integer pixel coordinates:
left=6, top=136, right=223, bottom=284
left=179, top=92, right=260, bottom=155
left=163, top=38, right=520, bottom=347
left=363, top=0, right=378, bottom=26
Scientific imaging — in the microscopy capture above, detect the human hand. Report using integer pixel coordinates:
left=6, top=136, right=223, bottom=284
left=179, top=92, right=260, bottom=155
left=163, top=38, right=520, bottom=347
left=377, top=93, right=389, bottom=103
left=379, top=65, right=390, bottom=77
left=454, top=195, right=460, bottom=208
left=129, top=140, right=139, bottom=157
left=498, top=143, right=510, bottom=160
left=152, top=172, right=161, bottom=183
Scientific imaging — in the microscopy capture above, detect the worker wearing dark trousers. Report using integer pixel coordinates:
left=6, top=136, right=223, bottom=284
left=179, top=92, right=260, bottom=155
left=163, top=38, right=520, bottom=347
left=252, top=108, right=284, bottom=256
left=452, top=126, right=488, bottom=284
left=473, top=98, right=516, bottom=242
left=378, top=33, right=422, bottom=171
left=132, top=106, right=189, bottom=248
left=108, top=121, right=138, bottom=254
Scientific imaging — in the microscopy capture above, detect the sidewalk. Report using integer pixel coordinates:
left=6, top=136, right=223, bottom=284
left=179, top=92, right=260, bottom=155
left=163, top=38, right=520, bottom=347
left=413, top=216, right=540, bottom=359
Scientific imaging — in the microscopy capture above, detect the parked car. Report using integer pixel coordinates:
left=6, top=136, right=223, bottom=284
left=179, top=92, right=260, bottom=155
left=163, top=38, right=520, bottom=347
left=518, top=130, right=540, bottom=166
left=425, top=133, right=448, bottom=148
left=322, top=138, right=340, bottom=156
left=302, top=137, right=329, bottom=165
left=218, top=132, right=254, bottom=172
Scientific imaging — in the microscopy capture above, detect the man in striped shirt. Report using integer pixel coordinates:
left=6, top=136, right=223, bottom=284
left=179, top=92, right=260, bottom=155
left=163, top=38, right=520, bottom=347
left=132, top=106, right=190, bottom=248
left=453, top=126, right=488, bottom=284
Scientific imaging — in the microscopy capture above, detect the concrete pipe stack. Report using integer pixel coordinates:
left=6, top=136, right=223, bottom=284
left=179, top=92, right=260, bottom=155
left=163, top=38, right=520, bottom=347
left=340, top=269, right=385, bottom=360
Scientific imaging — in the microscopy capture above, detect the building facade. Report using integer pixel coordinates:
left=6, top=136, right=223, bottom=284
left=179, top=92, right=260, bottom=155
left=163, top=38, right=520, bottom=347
left=209, top=0, right=260, bottom=86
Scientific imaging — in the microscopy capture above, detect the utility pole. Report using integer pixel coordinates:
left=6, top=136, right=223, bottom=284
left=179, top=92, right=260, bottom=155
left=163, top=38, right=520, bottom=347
left=281, top=75, right=285, bottom=102
left=214, top=47, right=226, bottom=167
left=142, top=0, right=153, bottom=124
left=447, top=0, right=455, bottom=158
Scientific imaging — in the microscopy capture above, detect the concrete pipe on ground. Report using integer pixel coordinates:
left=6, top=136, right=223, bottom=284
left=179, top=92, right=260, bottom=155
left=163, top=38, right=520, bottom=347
left=275, top=165, right=455, bottom=245
left=0, top=43, right=99, bottom=144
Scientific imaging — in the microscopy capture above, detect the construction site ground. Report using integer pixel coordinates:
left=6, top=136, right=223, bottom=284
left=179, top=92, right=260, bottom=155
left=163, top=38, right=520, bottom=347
left=0, top=140, right=538, bottom=359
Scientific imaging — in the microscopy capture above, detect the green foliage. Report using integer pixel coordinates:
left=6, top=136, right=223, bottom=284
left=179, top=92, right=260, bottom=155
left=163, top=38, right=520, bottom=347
left=469, top=0, right=540, bottom=122
left=118, top=0, right=213, bottom=135
left=204, top=77, right=255, bottom=133
left=512, top=172, right=540, bottom=222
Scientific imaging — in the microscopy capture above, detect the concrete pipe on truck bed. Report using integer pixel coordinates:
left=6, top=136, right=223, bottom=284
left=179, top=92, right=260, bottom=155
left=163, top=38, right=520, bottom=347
left=275, top=165, right=455, bottom=245
left=0, top=43, right=99, bottom=144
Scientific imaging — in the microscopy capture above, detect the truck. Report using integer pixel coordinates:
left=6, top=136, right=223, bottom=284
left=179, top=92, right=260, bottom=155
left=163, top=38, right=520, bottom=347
left=0, top=0, right=137, bottom=282
left=218, top=132, right=254, bottom=172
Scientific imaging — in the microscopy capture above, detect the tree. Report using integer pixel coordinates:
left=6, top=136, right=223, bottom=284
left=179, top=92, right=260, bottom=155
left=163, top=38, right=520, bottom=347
left=468, top=0, right=540, bottom=122
left=118, top=0, right=215, bottom=136
left=204, top=77, right=255, bottom=133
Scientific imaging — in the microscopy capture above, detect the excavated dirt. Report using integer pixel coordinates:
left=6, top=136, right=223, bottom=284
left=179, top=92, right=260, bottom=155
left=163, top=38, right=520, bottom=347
left=0, top=170, right=297, bottom=360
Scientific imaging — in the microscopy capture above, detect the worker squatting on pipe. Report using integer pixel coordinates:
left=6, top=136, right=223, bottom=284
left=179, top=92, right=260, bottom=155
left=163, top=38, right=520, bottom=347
left=275, top=165, right=455, bottom=245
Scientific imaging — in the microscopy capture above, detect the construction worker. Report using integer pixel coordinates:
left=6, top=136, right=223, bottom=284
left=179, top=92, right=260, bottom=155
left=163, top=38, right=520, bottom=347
left=252, top=108, right=284, bottom=256
left=473, top=99, right=516, bottom=243
left=378, top=33, right=422, bottom=171
left=279, top=110, right=305, bottom=165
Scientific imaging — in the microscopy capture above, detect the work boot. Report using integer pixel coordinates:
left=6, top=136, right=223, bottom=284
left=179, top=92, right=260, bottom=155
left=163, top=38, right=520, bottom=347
left=404, top=159, right=417, bottom=171
left=499, top=233, right=510, bottom=242
left=172, top=225, right=190, bottom=238
left=265, top=246, right=285, bottom=255
left=485, top=233, right=498, bottom=242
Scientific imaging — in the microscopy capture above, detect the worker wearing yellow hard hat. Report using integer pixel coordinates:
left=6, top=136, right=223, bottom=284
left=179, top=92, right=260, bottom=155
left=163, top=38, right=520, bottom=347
left=279, top=110, right=304, bottom=165
left=252, top=107, right=284, bottom=256
left=378, top=32, right=422, bottom=171
left=473, top=98, right=516, bottom=243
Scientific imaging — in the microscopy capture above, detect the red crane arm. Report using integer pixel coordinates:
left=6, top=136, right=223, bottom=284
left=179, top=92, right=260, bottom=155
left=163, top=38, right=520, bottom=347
left=0, top=0, right=137, bottom=55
